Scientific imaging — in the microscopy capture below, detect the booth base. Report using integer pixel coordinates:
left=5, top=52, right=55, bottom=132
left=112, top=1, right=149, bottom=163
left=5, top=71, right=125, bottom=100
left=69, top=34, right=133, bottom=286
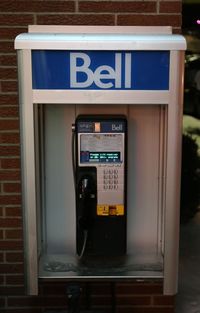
left=39, top=253, right=163, bottom=280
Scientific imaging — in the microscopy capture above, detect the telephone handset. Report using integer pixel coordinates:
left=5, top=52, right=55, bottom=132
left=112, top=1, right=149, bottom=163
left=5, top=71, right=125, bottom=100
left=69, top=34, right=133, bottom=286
left=76, top=167, right=97, bottom=257
left=75, top=115, right=127, bottom=257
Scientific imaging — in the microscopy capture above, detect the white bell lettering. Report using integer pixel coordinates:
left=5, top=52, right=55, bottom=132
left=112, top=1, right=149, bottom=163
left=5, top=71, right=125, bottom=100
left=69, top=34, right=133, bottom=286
left=69, top=52, right=131, bottom=89
left=70, top=53, right=94, bottom=88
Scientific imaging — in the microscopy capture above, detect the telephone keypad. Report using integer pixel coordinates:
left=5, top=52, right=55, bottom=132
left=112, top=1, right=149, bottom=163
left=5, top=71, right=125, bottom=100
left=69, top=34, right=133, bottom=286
left=100, top=166, right=122, bottom=191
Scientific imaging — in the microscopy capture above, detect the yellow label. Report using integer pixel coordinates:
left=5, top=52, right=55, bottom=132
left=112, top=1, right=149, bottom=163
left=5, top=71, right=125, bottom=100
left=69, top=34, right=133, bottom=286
left=116, top=204, right=124, bottom=215
left=97, top=205, right=109, bottom=216
left=97, top=204, right=124, bottom=216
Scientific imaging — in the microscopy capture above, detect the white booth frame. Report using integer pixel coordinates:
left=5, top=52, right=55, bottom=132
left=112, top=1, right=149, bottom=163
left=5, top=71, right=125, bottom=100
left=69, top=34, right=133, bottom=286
left=15, top=26, right=186, bottom=295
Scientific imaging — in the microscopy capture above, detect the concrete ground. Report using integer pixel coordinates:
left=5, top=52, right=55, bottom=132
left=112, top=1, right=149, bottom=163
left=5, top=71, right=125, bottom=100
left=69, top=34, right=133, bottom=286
left=176, top=211, right=200, bottom=313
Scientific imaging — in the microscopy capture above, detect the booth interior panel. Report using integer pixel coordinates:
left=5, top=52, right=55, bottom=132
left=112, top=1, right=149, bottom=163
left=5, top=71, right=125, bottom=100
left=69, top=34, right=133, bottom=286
left=37, top=104, right=164, bottom=279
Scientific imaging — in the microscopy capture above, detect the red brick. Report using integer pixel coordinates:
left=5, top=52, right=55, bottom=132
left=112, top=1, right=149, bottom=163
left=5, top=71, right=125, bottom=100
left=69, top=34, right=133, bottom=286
left=0, top=297, right=5, bottom=307
left=5, top=229, right=23, bottom=239
left=0, top=240, right=23, bottom=251
left=0, top=285, right=24, bottom=295
left=91, top=295, right=151, bottom=306
left=42, top=282, right=71, bottom=295
left=0, top=95, right=18, bottom=105
left=0, top=67, right=17, bottom=80
left=6, top=252, right=24, bottom=263
left=1, top=81, right=18, bottom=93
left=1, top=158, right=21, bottom=169
left=0, top=41, right=15, bottom=53
left=153, top=295, right=175, bottom=305
left=37, top=14, right=115, bottom=25
left=2, top=309, right=42, bottom=313
left=8, top=295, right=68, bottom=307
left=0, top=251, right=3, bottom=260
left=0, top=145, right=20, bottom=155
left=117, top=14, right=181, bottom=27
left=0, top=27, right=27, bottom=40
left=0, top=55, right=17, bottom=67
left=117, top=295, right=151, bottom=305
left=116, top=282, right=163, bottom=295
left=0, top=275, right=4, bottom=284
left=0, top=195, right=21, bottom=205
left=116, top=308, right=174, bottom=313
left=5, top=207, right=21, bottom=217
left=0, top=0, right=75, bottom=12
left=79, top=1, right=156, bottom=13
left=0, top=207, right=3, bottom=216
left=0, top=120, right=19, bottom=131
left=0, top=106, right=19, bottom=118
left=6, top=274, right=24, bottom=285
left=160, top=1, right=182, bottom=13
left=0, top=171, right=21, bottom=181
left=0, top=133, right=20, bottom=144
left=0, top=14, right=34, bottom=26
left=0, top=231, right=3, bottom=240
left=3, top=182, right=21, bottom=193
left=0, top=218, right=22, bottom=228
left=0, top=263, right=23, bottom=274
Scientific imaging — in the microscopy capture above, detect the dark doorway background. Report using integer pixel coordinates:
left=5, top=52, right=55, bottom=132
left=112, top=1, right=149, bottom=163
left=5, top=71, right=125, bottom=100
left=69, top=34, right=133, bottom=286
left=176, top=2, right=200, bottom=312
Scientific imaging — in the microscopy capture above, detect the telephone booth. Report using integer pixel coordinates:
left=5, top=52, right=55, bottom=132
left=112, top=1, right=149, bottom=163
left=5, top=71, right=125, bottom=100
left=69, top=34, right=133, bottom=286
left=15, top=26, right=186, bottom=295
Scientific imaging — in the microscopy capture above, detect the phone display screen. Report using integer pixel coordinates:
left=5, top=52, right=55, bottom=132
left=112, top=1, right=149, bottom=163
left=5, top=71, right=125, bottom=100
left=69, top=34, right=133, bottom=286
left=80, top=133, right=123, bottom=164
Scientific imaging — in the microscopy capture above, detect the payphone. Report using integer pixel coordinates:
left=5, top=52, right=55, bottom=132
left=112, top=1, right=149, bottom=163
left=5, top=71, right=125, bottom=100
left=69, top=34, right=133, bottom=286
left=75, top=115, right=127, bottom=257
left=14, top=26, right=186, bottom=296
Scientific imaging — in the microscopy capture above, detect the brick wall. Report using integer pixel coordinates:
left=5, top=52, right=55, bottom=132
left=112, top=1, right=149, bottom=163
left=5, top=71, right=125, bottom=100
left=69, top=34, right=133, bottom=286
left=0, top=0, right=182, bottom=312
